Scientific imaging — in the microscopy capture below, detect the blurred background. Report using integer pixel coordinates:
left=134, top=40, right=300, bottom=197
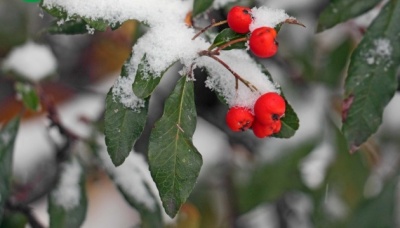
left=1, top=0, right=400, bottom=227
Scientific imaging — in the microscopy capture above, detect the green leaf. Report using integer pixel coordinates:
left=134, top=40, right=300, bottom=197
left=48, top=157, right=87, bottom=228
left=41, top=4, right=110, bottom=33
left=132, top=55, right=175, bottom=99
left=104, top=91, right=149, bottom=166
left=259, top=65, right=299, bottom=139
left=273, top=99, right=299, bottom=138
left=14, top=82, right=41, bottom=112
left=47, top=19, right=88, bottom=35
left=0, top=116, right=20, bottom=223
left=347, top=178, right=397, bottom=228
left=237, top=141, right=316, bottom=213
left=192, top=0, right=214, bottom=17
left=317, top=0, right=381, bottom=32
left=210, top=28, right=247, bottom=51
left=148, top=76, right=202, bottom=218
left=342, top=0, right=400, bottom=151
left=0, top=212, right=28, bottom=228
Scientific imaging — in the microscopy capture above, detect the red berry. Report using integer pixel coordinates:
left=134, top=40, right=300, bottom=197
left=272, top=120, right=282, bottom=134
left=254, top=92, right=285, bottom=125
left=249, top=27, right=278, bottom=58
left=227, top=6, right=252, bottom=34
left=252, top=120, right=273, bottom=138
left=226, top=107, right=254, bottom=132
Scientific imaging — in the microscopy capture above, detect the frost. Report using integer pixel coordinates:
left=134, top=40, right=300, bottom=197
left=85, top=24, right=95, bottom=35
left=363, top=38, right=392, bottom=65
left=41, top=0, right=291, bottom=109
left=195, top=50, right=279, bottom=109
left=99, top=149, right=157, bottom=211
left=249, top=6, right=293, bottom=32
left=51, top=158, right=82, bottom=210
left=2, top=41, right=57, bottom=82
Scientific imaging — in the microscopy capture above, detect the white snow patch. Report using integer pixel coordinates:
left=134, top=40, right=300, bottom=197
left=51, top=157, right=82, bottom=210
left=196, top=50, right=279, bottom=109
left=364, top=38, right=392, bottom=65
left=249, top=6, right=293, bottom=32
left=2, top=41, right=57, bottom=82
left=99, top=148, right=157, bottom=211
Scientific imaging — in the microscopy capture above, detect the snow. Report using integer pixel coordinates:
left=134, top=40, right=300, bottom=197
left=98, top=147, right=157, bottom=211
left=51, top=157, right=82, bottom=210
left=41, top=0, right=293, bottom=110
left=2, top=41, right=57, bottom=82
left=363, top=38, right=392, bottom=65
left=196, top=49, right=279, bottom=109
left=249, top=6, right=292, bottom=32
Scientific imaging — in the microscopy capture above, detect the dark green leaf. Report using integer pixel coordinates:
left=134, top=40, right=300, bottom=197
left=317, top=0, right=381, bottom=32
left=0, top=116, right=20, bottom=223
left=47, top=19, right=88, bottom=35
left=192, top=0, right=214, bottom=17
left=259, top=65, right=299, bottom=139
left=237, top=141, right=316, bottom=213
left=148, top=76, right=202, bottom=218
left=342, top=0, right=400, bottom=151
left=104, top=91, right=149, bottom=166
left=14, top=82, right=41, bottom=112
left=273, top=99, right=299, bottom=138
left=48, top=157, right=87, bottom=228
left=210, top=28, right=247, bottom=51
left=347, top=178, right=397, bottom=228
left=132, top=55, right=175, bottom=99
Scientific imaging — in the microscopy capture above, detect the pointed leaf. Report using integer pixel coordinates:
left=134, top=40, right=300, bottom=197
left=132, top=55, right=175, bottom=99
left=14, top=82, right=41, bottom=112
left=48, top=157, right=87, bottom=228
left=0, top=116, right=20, bottom=223
left=192, top=0, right=214, bottom=17
left=47, top=19, right=88, bottom=35
left=148, top=76, right=202, bottom=218
left=317, top=0, right=381, bottom=32
left=104, top=91, right=148, bottom=166
left=342, top=0, right=400, bottom=151
left=210, top=28, right=247, bottom=51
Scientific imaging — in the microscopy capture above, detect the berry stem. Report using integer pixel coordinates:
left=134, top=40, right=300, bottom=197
left=210, top=37, right=248, bottom=52
left=199, top=51, right=259, bottom=92
left=192, top=20, right=227, bottom=40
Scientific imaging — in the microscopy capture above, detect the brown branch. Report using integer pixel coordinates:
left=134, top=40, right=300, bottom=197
left=192, top=19, right=227, bottom=40
left=212, top=37, right=248, bottom=52
left=199, top=50, right=259, bottom=92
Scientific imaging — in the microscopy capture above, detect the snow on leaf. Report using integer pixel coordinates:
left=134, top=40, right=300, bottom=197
left=48, top=157, right=87, bottom=228
left=196, top=50, right=280, bottom=110
left=342, top=0, right=400, bottom=150
left=249, top=6, right=293, bottom=32
left=2, top=41, right=57, bottom=82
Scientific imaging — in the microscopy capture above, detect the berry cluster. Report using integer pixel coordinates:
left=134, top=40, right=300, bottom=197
left=227, top=6, right=278, bottom=58
left=226, top=93, right=286, bottom=138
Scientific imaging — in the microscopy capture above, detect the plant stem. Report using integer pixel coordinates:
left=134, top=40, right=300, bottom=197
left=192, top=20, right=227, bottom=40
left=199, top=51, right=259, bottom=92
left=211, top=37, right=248, bottom=52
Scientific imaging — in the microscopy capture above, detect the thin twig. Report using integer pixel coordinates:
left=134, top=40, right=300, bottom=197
left=199, top=51, right=259, bottom=92
left=212, top=37, right=248, bottom=52
left=192, top=19, right=227, bottom=40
